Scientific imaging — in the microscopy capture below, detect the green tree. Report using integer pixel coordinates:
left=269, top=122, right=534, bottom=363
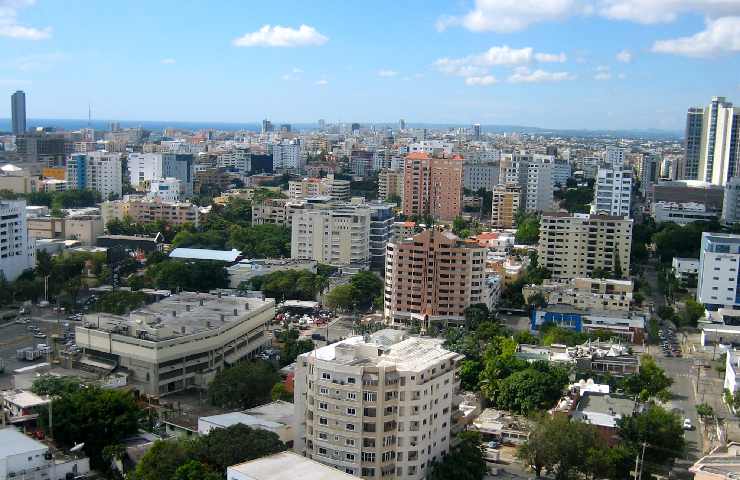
left=463, top=303, right=490, bottom=330
left=430, top=431, right=487, bottom=480
left=208, top=361, right=280, bottom=409
left=493, top=365, right=569, bottom=414
left=38, top=387, right=141, bottom=468
left=271, top=383, right=293, bottom=402
left=276, top=329, right=315, bottom=366
left=325, top=284, right=356, bottom=311
left=618, top=405, right=686, bottom=469
left=95, top=291, right=147, bottom=314
left=679, top=298, right=705, bottom=327
left=31, top=375, right=82, bottom=396
left=620, top=355, right=673, bottom=401
left=131, top=440, right=190, bottom=480
left=349, top=271, right=384, bottom=310
left=458, top=359, right=484, bottom=391
left=696, top=403, right=715, bottom=418
left=172, top=460, right=221, bottom=480
left=515, top=213, right=540, bottom=244
left=190, top=424, right=286, bottom=474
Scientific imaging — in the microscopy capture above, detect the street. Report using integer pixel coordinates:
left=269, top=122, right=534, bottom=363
left=656, top=356, right=702, bottom=463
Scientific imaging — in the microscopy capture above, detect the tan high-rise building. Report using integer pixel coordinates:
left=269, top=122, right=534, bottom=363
left=293, top=330, right=463, bottom=480
left=378, top=169, right=404, bottom=202
left=491, top=183, right=520, bottom=228
left=401, top=153, right=462, bottom=221
left=537, top=213, right=632, bottom=280
left=384, top=229, right=489, bottom=327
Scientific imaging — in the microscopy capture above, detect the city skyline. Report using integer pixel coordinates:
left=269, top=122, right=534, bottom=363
left=2, top=1, right=740, bottom=130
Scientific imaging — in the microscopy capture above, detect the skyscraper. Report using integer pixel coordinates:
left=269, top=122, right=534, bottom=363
left=11, top=90, right=26, bottom=135
left=401, top=152, right=463, bottom=221
left=472, top=123, right=481, bottom=140
left=681, top=97, right=740, bottom=186
left=398, top=118, right=405, bottom=131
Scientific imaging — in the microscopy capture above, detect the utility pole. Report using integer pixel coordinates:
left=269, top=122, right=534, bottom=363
left=638, top=442, right=647, bottom=480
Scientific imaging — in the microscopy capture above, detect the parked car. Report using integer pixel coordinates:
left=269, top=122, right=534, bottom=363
left=683, top=418, right=694, bottom=430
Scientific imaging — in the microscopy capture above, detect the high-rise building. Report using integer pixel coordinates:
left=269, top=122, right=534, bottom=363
left=681, top=97, right=740, bottom=186
left=378, top=169, right=404, bottom=202
left=638, top=154, right=660, bottom=196
left=605, top=146, right=626, bottom=166
left=591, top=166, right=633, bottom=216
left=723, top=177, right=740, bottom=224
left=262, top=119, right=274, bottom=134
left=537, top=213, right=633, bottom=280
left=66, top=151, right=122, bottom=199
left=463, top=162, right=500, bottom=191
left=401, top=153, right=462, bottom=221
left=293, top=330, right=463, bottom=480
left=272, top=139, right=303, bottom=172
left=472, top=123, right=481, bottom=140
left=552, top=159, right=572, bottom=187
left=491, top=183, right=520, bottom=229
left=0, top=200, right=33, bottom=281
left=350, top=122, right=361, bottom=134
left=291, top=205, right=371, bottom=268
left=288, top=176, right=350, bottom=201
left=398, top=118, right=406, bottom=131
left=697, top=232, right=740, bottom=311
left=318, top=119, right=326, bottom=131
left=128, top=152, right=194, bottom=197
left=11, top=90, right=26, bottom=135
left=368, top=202, right=394, bottom=273
left=524, top=156, right=554, bottom=213
left=384, top=229, right=490, bottom=327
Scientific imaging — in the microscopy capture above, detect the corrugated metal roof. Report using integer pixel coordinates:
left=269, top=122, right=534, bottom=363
left=169, top=248, right=241, bottom=262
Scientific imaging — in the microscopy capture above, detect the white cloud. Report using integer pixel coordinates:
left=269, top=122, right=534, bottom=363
left=465, top=75, right=498, bottom=86
left=534, top=52, right=567, bottom=63
left=616, top=49, right=632, bottom=63
left=600, top=0, right=740, bottom=24
left=437, top=0, right=587, bottom=33
left=435, top=45, right=566, bottom=78
left=0, top=0, right=51, bottom=40
left=378, top=69, right=398, bottom=77
left=652, top=17, right=740, bottom=57
left=233, top=24, right=328, bottom=47
left=161, top=58, right=176, bottom=65
left=315, top=79, right=328, bottom=85
left=594, top=65, right=612, bottom=80
left=508, top=67, right=576, bottom=83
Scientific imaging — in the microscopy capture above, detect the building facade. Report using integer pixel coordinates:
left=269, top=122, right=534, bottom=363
left=591, top=166, right=633, bottom=217
left=463, top=162, right=499, bottom=192
left=11, top=90, right=26, bottom=135
left=697, top=232, right=740, bottom=311
left=0, top=200, right=33, bottom=281
left=401, top=153, right=462, bottom=221
left=66, top=151, right=123, bottom=199
left=490, top=183, right=520, bottom=229
left=293, top=331, right=463, bottom=480
left=291, top=205, right=371, bottom=268
left=537, top=213, right=632, bottom=280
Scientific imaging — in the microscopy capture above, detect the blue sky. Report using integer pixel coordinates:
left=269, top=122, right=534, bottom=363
left=2, top=0, right=740, bottom=131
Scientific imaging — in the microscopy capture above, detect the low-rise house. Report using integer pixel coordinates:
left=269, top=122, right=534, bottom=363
left=228, top=451, right=358, bottom=480
left=469, top=408, right=531, bottom=445
left=198, top=400, right=294, bottom=447
left=690, top=442, right=740, bottom=480
left=0, top=427, right=90, bottom=479
left=571, top=391, right=638, bottom=445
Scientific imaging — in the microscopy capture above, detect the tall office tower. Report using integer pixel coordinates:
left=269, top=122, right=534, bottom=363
left=272, top=139, right=303, bottom=172
left=66, top=151, right=123, bottom=199
left=697, top=232, right=740, bottom=311
left=472, top=123, right=481, bottom=140
left=463, top=161, right=500, bottom=191
left=491, top=183, right=520, bottom=229
left=591, top=166, right=633, bottom=216
left=368, top=202, right=394, bottom=273
left=261, top=119, right=273, bottom=134
left=11, top=90, right=26, bottom=135
left=524, top=156, right=554, bottom=213
left=723, top=177, right=740, bottom=224
left=638, top=154, right=660, bottom=196
left=682, top=107, right=704, bottom=180
left=551, top=159, right=572, bottom=187
left=291, top=205, right=371, bottom=268
left=128, top=152, right=194, bottom=196
left=682, top=97, right=740, bottom=186
left=537, top=213, right=633, bottom=280
left=402, top=152, right=463, bottom=221
left=293, top=330, right=463, bottom=480
left=383, top=229, right=489, bottom=327
left=351, top=122, right=361, bottom=134
left=280, top=124, right=292, bottom=133
left=0, top=200, right=32, bottom=282
left=318, top=119, right=326, bottom=131
left=605, top=146, right=626, bottom=167
left=398, top=118, right=406, bottom=131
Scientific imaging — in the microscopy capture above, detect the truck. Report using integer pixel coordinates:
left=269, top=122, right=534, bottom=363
left=16, top=347, right=44, bottom=361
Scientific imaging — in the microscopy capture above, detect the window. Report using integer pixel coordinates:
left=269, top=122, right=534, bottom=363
left=318, top=447, right=327, bottom=455
left=320, top=387, right=328, bottom=395
left=346, top=423, right=355, bottom=431
left=347, top=377, right=356, bottom=384
left=362, top=452, right=376, bottom=462
left=347, top=392, right=357, bottom=400
left=346, top=438, right=355, bottom=446
left=319, top=402, right=328, bottom=410
left=347, top=407, right=356, bottom=416
left=319, top=417, right=328, bottom=425
left=346, top=453, right=356, bottom=461
left=319, top=432, right=328, bottom=440
left=322, top=372, right=331, bottom=380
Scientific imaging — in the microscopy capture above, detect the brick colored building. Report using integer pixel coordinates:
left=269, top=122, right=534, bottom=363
left=401, top=152, right=463, bottom=221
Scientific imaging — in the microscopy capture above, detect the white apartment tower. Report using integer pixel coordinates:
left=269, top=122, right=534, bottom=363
left=291, top=205, right=371, bottom=268
left=127, top=152, right=194, bottom=197
left=591, top=166, right=633, bottom=217
left=524, top=155, right=554, bottom=213
left=273, top=139, right=304, bottom=171
left=294, top=330, right=463, bottom=480
left=0, top=200, right=33, bottom=282
left=66, top=151, right=123, bottom=200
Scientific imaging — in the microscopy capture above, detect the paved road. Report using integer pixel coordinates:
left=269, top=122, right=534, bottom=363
left=656, top=355, right=702, bottom=465
left=0, top=319, right=58, bottom=388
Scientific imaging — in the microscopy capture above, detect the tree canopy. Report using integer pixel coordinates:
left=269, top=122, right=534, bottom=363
left=430, top=431, right=487, bottom=480
left=208, top=361, right=280, bottom=410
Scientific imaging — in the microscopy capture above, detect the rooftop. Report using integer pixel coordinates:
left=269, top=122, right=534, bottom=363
left=575, top=392, right=636, bottom=428
left=0, top=428, right=46, bottom=458
left=228, top=451, right=357, bottom=480
left=169, top=248, right=242, bottom=262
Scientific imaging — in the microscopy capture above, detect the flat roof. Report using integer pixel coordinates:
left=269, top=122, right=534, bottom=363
left=228, top=451, right=357, bottom=480
left=3, top=390, right=49, bottom=408
left=169, top=248, right=241, bottom=262
left=0, top=428, right=46, bottom=457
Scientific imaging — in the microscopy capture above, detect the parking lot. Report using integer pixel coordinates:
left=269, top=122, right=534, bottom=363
left=0, top=319, right=57, bottom=388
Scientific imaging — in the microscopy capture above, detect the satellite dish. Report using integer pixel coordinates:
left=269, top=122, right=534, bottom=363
left=70, top=443, right=85, bottom=452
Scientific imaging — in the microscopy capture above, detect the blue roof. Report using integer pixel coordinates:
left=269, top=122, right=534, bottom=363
left=169, top=248, right=241, bottom=262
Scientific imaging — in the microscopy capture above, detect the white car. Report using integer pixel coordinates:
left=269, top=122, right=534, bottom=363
left=683, top=418, right=694, bottom=431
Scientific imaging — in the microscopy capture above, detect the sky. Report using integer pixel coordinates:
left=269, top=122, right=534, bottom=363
left=2, top=0, right=740, bottom=131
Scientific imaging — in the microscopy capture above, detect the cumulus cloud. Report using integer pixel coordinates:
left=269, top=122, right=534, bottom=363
left=508, top=67, right=576, bottom=83
left=435, top=45, right=566, bottom=78
left=378, top=69, right=398, bottom=77
left=616, top=49, right=632, bottom=63
left=436, top=0, right=586, bottom=33
left=160, top=58, right=176, bottom=65
left=652, top=16, right=740, bottom=57
left=465, top=75, right=498, bottom=86
left=535, top=52, right=567, bottom=63
left=0, top=0, right=51, bottom=40
left=600, top=0, right=740, bottom=24
left=594, top=65, right=612, bottom=80
left=233, top=24, right=328, bottom=47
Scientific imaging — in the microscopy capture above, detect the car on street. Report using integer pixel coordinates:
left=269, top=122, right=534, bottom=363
left=33, top=333, right=47, bottom=339
left=683, top=418, right=694, bottom=430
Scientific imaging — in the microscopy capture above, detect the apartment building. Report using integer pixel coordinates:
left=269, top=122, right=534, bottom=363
left=500, top=154, right=554, bottom=213
left=128, top=152, right=194, bottom=196
left=523, top=277, right=634, bottom=313
left=591, top=166, right=633, bottom=217
left=101, top=197, right=200, bottom=227
left=537, top=213, right=632, bottom=280
left=384, top=229, right=489, bottom=327
left=368, top=203, right=394, bottom=273
left=291, top=205, right=371, bottom=268
left=491, top=183, right=520, bottom=229
left=273, top=139, right=304, bottom=171
left=293, top=330, right=463, bottom=480
left=0, top=200, right=33, bottom=281
left=66, top=151, right=122, bottom=199
left=75, top=292, right=275, bottom=396
left=289, top=176, right=350, bottom=201
left=401, top=153, right=462, bottom=221
left=724, top=177, right=740, bottom=224
left=252, top=198, right=310, bottom=227
left=149, top=177, right=181, bottom=202
left=697, top=232, right=740, bottom=311
left=463, top=162, right=499, bottom=192
left=378, top=169, right=403, bottom=202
